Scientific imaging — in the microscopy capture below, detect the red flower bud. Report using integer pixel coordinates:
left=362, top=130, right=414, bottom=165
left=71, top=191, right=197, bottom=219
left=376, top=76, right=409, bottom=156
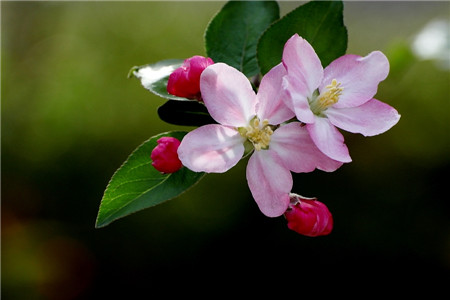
left=284, top=194, right=333, bottom=237
left=151, top=137, right=182, bottom=174
left=167, top=55, right=214, bottom=100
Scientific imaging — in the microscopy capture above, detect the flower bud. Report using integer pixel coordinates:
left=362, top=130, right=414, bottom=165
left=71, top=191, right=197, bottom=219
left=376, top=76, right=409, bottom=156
left=284, top=194, right=333, bottom=237
left=151, top=137, right=182, bottom=174
left=167, top=55, right=214, bottom=100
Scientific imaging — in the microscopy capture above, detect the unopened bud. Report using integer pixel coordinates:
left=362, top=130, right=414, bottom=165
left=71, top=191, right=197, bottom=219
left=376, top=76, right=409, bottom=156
left=284, top=193, right=333, bottom=237
left=151, top=137, right=182, bottom=174
left=167, top=55, right=214, bottom=100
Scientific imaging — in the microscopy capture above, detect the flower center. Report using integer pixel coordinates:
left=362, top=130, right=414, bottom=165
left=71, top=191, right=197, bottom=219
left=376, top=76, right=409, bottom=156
left=238, top=117, right=273, bottom=151
left=310, top=79, right=343, bottom=115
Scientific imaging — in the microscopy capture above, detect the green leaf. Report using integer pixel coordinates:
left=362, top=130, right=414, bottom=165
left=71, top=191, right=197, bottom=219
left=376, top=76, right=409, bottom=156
left=257, top=0, right=347, bottom=75
left=131, top=59, right=191, bottom=101
left=205, top=0, right=279, bottom=77
left=95, top=131, right=205, bottom=228
left=158, top=100, right=216, bottom=127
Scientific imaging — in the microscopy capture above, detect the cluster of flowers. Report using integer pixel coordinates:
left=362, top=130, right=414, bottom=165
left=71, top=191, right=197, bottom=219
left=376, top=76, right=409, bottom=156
left=151, top=34, right=400, bottom=237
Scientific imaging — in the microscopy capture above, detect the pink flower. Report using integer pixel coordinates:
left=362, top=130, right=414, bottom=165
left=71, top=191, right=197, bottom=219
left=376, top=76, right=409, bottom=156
left=167, top=55, right=214, bottom=100
left=151, top=137, right=183, bottom=174
left=177, top=63, right=342, bottom=217
left=284, top=194, right=333, bottom=237
left=282, top=34, right=401, bottom=162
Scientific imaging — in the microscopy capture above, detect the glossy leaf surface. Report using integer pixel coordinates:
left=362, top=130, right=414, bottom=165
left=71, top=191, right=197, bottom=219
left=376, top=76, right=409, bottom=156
left=96, top=131, right=205, bottom=228
left=131, top=59, right=191, bottom=101
left=205, top=1, right=279, bottom=77
left=257, top=0, right=347, bottom=74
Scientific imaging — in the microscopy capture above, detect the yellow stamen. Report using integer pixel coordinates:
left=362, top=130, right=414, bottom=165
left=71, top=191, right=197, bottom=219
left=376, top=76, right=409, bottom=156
left=239, top=117, right=273, bottom=151
left=311, top=79, right=343, bottom=114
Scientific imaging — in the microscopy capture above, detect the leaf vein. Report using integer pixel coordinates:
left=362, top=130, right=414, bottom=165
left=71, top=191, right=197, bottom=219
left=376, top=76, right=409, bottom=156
left=100, top=175, right=172, bottom=221
left=240, top=24, right=250, bottom=72
left=107, top=177, right=164, bottom=195
left=310, top=3, right=335, bottom=44
left=127, top=161, right=153, bottom=173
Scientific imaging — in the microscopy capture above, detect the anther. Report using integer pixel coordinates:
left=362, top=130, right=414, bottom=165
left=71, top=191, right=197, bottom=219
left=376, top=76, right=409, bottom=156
left=310, top=79, right=343, bottom=114
left=238, top=117, right=273, bottom=151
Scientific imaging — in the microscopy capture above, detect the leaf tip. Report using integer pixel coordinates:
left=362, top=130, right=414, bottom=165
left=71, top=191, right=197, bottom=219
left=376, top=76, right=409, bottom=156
left=127, top=66, right=139, bottom=79
left=95, top=214, right=108, bottom=229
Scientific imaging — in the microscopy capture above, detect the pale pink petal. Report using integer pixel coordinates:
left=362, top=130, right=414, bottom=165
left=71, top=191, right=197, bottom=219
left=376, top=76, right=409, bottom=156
left=326, top=98, right=401, bottom=136
left=306, top=117, right=352, bottom=163
left=321, top=51, right=389, bottom=108
left=256, top=63, right=295, bottom=125
left=270, top=122, right=343, bottom=172
left=177, top=124, right=245, bottom=173
left=282, top=76, right=315, bottom=124
left=282, top=35, right=323, bottom=124
left=282, top=34, right=323, bottom=98
left=246, top=150, right=292, bottom=217
left=200, top=63, right=257, bottom=127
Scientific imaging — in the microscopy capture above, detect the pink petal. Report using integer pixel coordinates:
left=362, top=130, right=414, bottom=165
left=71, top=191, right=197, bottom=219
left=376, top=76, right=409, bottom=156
left=270, top=122, right=343, bottom=173
left=306, top=117, right=352, bottom=163
left=200, top=63, right=257, bottom=127
left=321, top=51, right=389, bottom=108
left=282, top=35, right=323, bottom=124
left=282, top=34, right=323, bottom=99
left=177, top=124, right=245, bottom=173
left=246, top=150, right=292, bottom=217
left=326, top=98, right=401, bottom=136
left=256, top=63, right=295, bottom=125
left=282, top=76, right=315, bottom=124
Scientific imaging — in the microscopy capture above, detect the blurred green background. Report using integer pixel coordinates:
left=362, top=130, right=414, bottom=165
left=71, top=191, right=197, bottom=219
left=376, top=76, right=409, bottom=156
left=2, top=1, right=449, bottom=298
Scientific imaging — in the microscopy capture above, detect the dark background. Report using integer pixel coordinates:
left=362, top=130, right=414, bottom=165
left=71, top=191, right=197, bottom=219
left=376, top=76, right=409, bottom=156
left=2, top=1, right=449, bottom=298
